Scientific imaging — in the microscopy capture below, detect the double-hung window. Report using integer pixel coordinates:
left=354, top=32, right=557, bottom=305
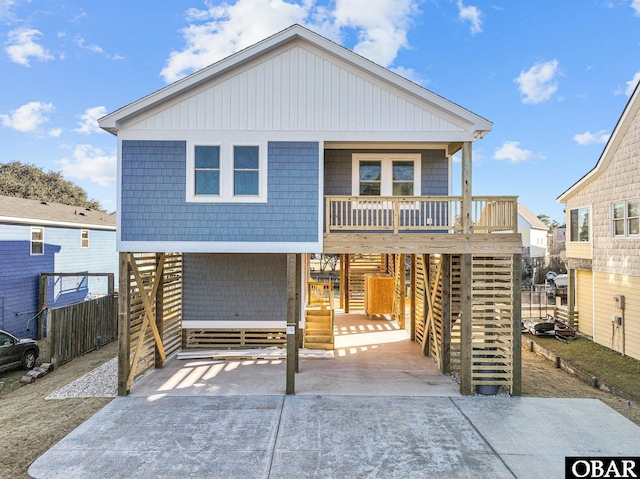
left=81, top=229, right=90, bottom=248
left=612, top=199, right=639, bottom=237
left=187, top=142, right=266, bottom=203
left=31, top=227, right=44, bottom=255
left=194, top=145, right=220, bottom=196
left=569, top=206, right=590, bottom=242
left=352, top=153, right=421, bottom=196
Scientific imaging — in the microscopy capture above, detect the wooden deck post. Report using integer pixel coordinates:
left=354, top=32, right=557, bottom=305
left=339, top=254, right=345, bottom=309
left=118, top=253, right=131, bottom=396
left=460, top=253, right=473, bottom=395
left=512, top=253, right=522, bottom=396
left=409, top=254, right=416, bottom=339
left=398, top=254, right=406, bottom=329
left=461, top=142, right=472, bottom=234
left=344, top=254, right=350, bottom=313
left=441, top=255, right=452, bottom=375
left=154, top=253, right=164, bottom=369
left=295, top=253, right=301, bottom=373
left=286, top=253, right=297, bottom=395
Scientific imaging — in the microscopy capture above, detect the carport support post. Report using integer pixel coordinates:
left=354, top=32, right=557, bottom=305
left=118, top=253, right=131, bottom=396
left=295, top=253, right=301, bottom=373
left=460, top=253, right=473, bottom=395
left=286, top=253, right=298, bottom=394
left=512, top=253, right=522, bottom=396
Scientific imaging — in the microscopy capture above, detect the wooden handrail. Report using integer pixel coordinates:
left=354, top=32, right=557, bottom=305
left=325, top=196, right=518, bottom=234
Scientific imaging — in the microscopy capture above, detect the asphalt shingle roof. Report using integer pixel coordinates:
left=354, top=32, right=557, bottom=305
left=0, top=195, right=116, bottom=229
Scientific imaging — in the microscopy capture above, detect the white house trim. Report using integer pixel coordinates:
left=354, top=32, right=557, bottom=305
left=117, top=240, right=323, bottom=254
left=0, top=216, right=116, bottom=231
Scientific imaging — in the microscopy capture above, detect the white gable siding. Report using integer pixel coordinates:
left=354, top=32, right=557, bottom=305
left=123, top=42, right=467, bottom=135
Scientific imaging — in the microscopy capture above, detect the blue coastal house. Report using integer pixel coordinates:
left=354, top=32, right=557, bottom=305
left=99, top=25, right=523, bottom=396
left=0, top=195, right=117, bottom=338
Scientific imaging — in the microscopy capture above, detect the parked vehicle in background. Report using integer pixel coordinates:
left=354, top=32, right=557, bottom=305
left=0, top=329, right=39, bottom=372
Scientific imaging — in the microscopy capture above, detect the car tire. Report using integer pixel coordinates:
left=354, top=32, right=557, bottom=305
left=22, top=350, right=36, bottom=370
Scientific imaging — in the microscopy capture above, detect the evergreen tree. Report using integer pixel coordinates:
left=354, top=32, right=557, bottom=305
left=0, top=161, right=104, bottom=211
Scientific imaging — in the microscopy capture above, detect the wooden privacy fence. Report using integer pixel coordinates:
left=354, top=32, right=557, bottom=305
left=119, top=253, right=183, bottom=396
left=45, top=294, right=117, bottom=365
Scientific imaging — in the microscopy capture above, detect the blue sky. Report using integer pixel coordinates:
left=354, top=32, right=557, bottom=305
left=1, top=0, right=639, bottom=223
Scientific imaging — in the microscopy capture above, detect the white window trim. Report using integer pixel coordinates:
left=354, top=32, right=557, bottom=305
left=30, top=226, right=44, bottom=256
left=612, top=198, right=639, bottom=238
left=351, top=153, right=421, bottom=196
left=186, top=141, right=267, bottom=203
left=81, top=229, right=90, bottom=248
left=569, top=205, right=590, bottom=243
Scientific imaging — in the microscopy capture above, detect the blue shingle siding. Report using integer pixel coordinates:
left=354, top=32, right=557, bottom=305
left=183, top=253, right=286, bottom=322
left=324, top=149, right=449, bottom=196
left=120, top=141, right=319, bottom=243
left=0, top=224, right=117, bottom=339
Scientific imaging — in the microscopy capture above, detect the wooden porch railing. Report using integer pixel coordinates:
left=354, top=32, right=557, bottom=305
left=325, top=196, right=518, bottom=234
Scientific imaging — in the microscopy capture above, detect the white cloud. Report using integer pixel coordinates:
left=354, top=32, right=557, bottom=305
left=49, top=128, right=63, bottom=138
left=493, top=141, right=532, bottom=163
left=618, top=71, right=640, bottom=97
left=56, top=144, right=116, bottom=187
left=389, top=65, right=427, bottom=86
left=75, top=106, right=107, bottom=135
left=0, top=101, right=54, bottom=132
left=5, top=28, right=54, bottom=66
left=573, top=130, right=610, bottom=146
left=73, top=35, right=124, bottom=60
left=514, top=59, right=560, bottom=104
left=333, top=0, right=417, bottom=67
left=160, top=0, right=418, bottom=83
left=457, top=1, right=482, bottom=35
left=632, top=0, right=640, bottom=16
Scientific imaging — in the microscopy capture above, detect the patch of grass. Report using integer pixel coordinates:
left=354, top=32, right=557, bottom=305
left=532, top=335, right=640, bottom=401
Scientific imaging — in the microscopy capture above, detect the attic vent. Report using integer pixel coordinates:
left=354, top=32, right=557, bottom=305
left=40, top=201, right=47, bottom=205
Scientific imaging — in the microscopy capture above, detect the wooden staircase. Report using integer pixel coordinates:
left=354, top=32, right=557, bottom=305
left=304, top=306, right=334, bottom=350
left=304, top=281, right=335, bottom=350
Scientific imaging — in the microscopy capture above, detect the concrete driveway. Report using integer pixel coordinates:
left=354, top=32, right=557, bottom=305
left=29, top=313, right=640, bottom=478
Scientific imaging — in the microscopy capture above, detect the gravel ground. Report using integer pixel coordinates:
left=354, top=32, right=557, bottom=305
left=46, top=357, right=117, bottom=399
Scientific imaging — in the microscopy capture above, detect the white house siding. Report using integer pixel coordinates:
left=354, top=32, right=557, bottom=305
left=591, top=271, right=640, bottom=360
left=576, top=270, right=594, bottom=337
left=123, top=41, right=466, bottom=135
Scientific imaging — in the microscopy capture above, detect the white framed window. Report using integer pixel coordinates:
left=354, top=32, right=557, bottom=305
left=612, top=199, right=639, bottom=237
left=569, top=206, right=590, bottom=242
left=351, top=153, right=421, bottom=196
left=30, top=227, right=44, bottom=255
left=186, top=142, right=267, bottom=203
left=81, top=229, right=90, bottom=248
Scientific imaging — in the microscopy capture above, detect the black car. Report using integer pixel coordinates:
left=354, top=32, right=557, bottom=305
left=0, top=329, right=39, bottom=373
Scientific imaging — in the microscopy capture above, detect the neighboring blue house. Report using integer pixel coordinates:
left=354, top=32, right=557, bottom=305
left=100, top=25, right=523, bottom=396
left=0, top=195, right=117, bottom=338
